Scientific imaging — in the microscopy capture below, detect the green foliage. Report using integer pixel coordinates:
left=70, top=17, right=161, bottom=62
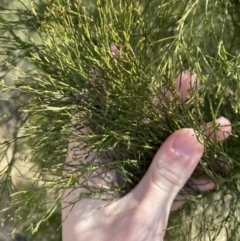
left=1, top=0, right=240, bottom=239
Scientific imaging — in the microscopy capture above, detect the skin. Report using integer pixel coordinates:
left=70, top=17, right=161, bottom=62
left=62, top=125, right=231, bottom=241
left=62, top=44, right=232, bottom=241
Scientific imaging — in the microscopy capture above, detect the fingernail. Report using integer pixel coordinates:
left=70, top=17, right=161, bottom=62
left=172, top=129, right=203, bottom=158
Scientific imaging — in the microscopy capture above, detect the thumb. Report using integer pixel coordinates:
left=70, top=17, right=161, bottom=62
left=131, top=128, right=204, bottom=212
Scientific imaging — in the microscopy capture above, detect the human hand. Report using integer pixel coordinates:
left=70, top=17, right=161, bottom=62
left=61, top=44, right=232, bottom=241
left=62, top=126, right=230, bottom=241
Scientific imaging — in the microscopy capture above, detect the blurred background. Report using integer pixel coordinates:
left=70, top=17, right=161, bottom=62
left=0, top=0, right=61, bottom=240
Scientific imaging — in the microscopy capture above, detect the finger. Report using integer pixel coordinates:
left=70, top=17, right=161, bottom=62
left=65, top=123, right=120, bottom=192
left=116, top=128, right=204, bottom=216
left=204, top=116, right=232, bottom=142
left=68, top=42, right=126, bottom=196
left=171, top=176, right=215, bottom=210
left=110, top=43, right=123, bottom=58
left=62, top=122, right=119, bottom=219
left=186, top=177, right=216, bottom=192
left=164, top=70, right=199, bottom=102
left=171, top=117, right=232, bottom=211
left=171, top=177, right=215, bottom=211
left=175, top=71, right=199, bottom=101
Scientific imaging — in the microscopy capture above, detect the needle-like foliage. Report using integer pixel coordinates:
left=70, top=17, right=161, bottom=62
left=1, top=0, right=240, bottom=240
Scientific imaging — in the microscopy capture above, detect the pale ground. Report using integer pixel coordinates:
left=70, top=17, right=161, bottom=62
left=0, top=122, right=28, bottom=241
